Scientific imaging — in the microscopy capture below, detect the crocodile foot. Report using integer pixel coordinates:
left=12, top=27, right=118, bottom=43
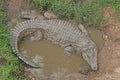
left=64, top=46, right=74, bottom=56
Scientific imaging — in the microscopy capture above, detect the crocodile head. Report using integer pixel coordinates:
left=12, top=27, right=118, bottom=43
left=76, top=39, right=98, bottom=70
left=81, top=46, right=98, bottom=70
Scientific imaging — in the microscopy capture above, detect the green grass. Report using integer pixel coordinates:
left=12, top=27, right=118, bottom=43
left=32, top=0, right=120, bottom=27
left=109, top=0, right=120, bottom=19
left=0, top=0, right=26, bottom=80
left=32, top=0, right=74, bottom=19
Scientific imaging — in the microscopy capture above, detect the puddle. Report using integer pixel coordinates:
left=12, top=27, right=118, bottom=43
left=87, top=27, right=104, bottom=51
left=19, top=27, right=104, bottom=77
left=20, top=40, right=87, bottom=76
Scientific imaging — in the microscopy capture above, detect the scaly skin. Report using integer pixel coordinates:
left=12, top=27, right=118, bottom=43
left=10, top=19, right=98, bottom=70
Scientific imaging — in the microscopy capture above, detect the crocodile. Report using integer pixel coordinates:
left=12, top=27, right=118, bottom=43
left=10, top=19, right=98, bottom=70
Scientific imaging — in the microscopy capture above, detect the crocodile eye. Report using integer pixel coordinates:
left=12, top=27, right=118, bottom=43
left=67, top=50, right=71, bottom=53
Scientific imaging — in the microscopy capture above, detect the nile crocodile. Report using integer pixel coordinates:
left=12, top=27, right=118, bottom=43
left=10, top=19, right=98, bottom=70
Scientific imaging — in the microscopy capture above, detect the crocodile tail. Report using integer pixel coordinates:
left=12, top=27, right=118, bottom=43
left=17, top=53, right=40, bottom=68
left=10, top=19, right=69, bottom=67
left=10, top=20, right=40, bottom=68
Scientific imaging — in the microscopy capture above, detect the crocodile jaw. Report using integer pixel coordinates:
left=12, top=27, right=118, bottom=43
left=81, top=47, right=98, bottom=70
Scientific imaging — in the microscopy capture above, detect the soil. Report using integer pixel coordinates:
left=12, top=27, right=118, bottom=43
left=63, top=6, right=120, bottom=80
left=4, top=0, right=32, bottom=20
left=24, top=6, right=120, bottom=80
left=4, top=0, right=120, bottom=80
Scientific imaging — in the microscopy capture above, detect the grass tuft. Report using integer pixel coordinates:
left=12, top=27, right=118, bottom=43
left=32, top=0, right=120, bottom=27
left=0, top=0, right=26, bottom=80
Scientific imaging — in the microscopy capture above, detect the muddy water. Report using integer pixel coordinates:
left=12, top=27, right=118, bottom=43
left=87, top=27, right=104, bottom=51
left=20, top=40, right=87, bottom=76
left=19, top=27, right=104, bottom=76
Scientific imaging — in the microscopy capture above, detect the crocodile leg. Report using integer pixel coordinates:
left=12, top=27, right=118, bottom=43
left=64, top=46, right=74, bottom=56
left=22, top=29, right=43, bottom=42
left=78, top=24, right=89, bottom=36
left=30, top=30, right=43, bottom=41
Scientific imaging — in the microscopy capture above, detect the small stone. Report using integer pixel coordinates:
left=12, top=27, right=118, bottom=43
left=107, top=47, right=110, bottom=50
left=22, top=50, right=27, bottom=54
left=83, top=16, right=87, bottom=21
left=105, top=35, right=108, bottom=40
left=114, top=67, right=120, bottom=73
left=20, top=48, right=27, bottom=54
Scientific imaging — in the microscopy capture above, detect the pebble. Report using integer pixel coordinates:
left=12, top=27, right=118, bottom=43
left=114, top=67, right=120, bottom=73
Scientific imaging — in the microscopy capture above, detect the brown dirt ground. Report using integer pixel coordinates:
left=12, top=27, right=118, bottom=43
left=23, top=6, right=120, bottom=80
left=4, top=0, right=120, bottom=80
left=63, top=6, right=120, bottom=80
left=4, top=0, right=32, bottom=20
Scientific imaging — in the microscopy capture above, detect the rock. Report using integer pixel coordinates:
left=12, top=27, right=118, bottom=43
left=83, top=16, right=87, bottom=21
left=114, top=67, right=120, bottom=73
